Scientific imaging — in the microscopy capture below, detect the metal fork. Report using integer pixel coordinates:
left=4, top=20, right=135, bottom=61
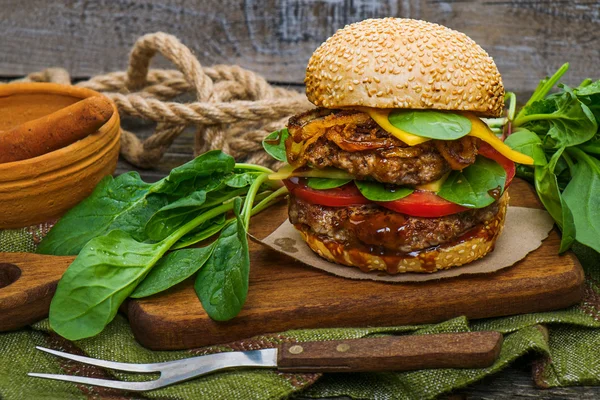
left=29, top=346, right=278, bottom=391
left=29, top=332, right=503, bottom=391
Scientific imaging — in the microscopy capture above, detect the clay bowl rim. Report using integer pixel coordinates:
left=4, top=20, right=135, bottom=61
left=0, top=82, right=120, bottom=178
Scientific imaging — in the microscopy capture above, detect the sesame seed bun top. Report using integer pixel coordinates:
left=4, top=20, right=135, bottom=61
left=305, top=18, right=505, bottom=117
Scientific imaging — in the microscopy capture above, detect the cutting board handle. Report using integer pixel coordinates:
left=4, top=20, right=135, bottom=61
left=277, top=331, right=503, bottom=372
left=0, top=252, right=74, bottom=331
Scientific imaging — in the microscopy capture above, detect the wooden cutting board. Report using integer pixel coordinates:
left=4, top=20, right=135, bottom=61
left=0, top=179, right=585, bottom=349
left=127, top=179, right=584, bottom=350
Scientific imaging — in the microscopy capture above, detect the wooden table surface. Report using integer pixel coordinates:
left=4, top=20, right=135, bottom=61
left=113, top=121, right=599, bottom=399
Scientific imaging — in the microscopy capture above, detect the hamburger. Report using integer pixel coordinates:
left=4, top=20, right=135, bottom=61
left=268, top=18, right=533, bottom=274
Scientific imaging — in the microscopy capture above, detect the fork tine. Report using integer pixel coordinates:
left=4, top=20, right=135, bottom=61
left=28, top=373, right=160, bottom=392
left=34, top=347, right=160, bottom=373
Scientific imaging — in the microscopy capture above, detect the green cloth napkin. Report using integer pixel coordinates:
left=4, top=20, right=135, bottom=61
left=1, top=226, right=600, bottom=400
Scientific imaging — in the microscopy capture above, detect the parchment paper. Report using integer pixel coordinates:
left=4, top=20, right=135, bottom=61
left=257, top=207, right=555, bottom=283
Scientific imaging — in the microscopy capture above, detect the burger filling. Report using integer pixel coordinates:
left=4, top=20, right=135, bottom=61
left=263, top=105, right=532, bottom=257
left=287, top=109, right=478, bottom=186
left=289, top=194, right=501, bottom=254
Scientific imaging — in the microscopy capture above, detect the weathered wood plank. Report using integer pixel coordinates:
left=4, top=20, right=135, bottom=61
left=1, top=0, right=599, bottom=92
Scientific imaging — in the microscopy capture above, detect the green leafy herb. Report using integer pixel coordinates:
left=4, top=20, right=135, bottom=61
left=38, top=151, right=236, bottom=255
left=558, top=196, right=576, bottom=254
left=516, top=63, right=570, bottom=117
left=504, top=128, right=547, bottom=166
left=534, top=164, right=563, bottom=227
left=515, top=87, right=597, bottom=148
left=49, top=201, right=235, bottom=340
left=262, top=128, right=289, bottom=162
left=144, top=190, right=209, bottom=241
left=388, top=110, right=472, bottom=140
left=307, top=178, right=352, bottom=190
left=143, top=186, right=248, bottom=242
left=45, top=148, right=288, bottom=340
left=131, top=245, right=215, bottom=299
left=171, top=215, right=228, bottom=250
left=49, top=230, right=170, bottom=340
left=354, top=180, right=413, bottom=202
left=150, top=150, right=235, bottom=196
left=579, top=138, right=600, bottom=155
left=37, top=172, right=169, bottom=255
left=562, top=149, right=600, bottom=252
left=225, top=172, right=260, bottom=188
left=510, top=64, right=600, bottom=253
left=437, top=157, right=506, bottom=208
left=195, top=198, right=249, bottom=321
left=575, top=79, right=600, bottom=96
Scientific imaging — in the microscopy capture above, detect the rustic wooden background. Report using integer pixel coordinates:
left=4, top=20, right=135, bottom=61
left=1, top=0, right=599, bottom=94
left=3, top=1, right=600, bottom=398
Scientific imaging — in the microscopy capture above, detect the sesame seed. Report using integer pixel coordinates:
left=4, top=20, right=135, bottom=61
left=304, top=18, right=504, bottom=115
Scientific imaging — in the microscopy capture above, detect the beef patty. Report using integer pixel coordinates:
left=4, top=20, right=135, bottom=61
left=286, top=108, right=479, bottom=186
left=288, top=194, right=501, bottom=253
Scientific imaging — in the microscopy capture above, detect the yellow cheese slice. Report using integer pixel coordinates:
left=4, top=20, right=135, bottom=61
left=415, top=172, right=450, bottom=192
left=359, top=107, right=534, bottom=165
left=359, top=107, right=430, bottom=146
left=464, top=114, right=534, bottom=165
left=268, top=164, right=354, bottom=181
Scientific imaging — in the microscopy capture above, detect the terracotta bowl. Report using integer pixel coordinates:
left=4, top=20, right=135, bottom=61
left=0, top=83, right=120, bottom=229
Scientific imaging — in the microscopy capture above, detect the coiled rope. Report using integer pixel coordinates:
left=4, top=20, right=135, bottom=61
left=11, top=32, right=311, bottom=168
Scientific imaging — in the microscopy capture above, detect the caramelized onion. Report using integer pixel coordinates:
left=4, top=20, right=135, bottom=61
left=379, top=146, right=424, bottom=158
left=433, top=136, right=479, bottom=170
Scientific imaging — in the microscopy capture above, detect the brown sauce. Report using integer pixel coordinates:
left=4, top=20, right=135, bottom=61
left=488, top=186, right=502, bottom=201
left=0, top=94, right=79, bottom=131
left=317, top=216, right=498, bottom=273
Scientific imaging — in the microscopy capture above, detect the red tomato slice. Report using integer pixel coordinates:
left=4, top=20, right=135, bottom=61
left=284, top=143, right=515, bottom=218
left=377, top=191, right=468, bottom=217
left=283, top=178, right=371, bottom=207
left=377, top=143, right=515, bottom=217
left=477, top=142, right=516, bottom=187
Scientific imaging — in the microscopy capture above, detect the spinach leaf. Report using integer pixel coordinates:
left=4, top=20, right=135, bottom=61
left=548, top=88, right=597, bottom=147
left=558, top=196, right=576, bottom=253
left=354, top=180, right=413, bottom=201
left=144, top=190, right=209, bottom=241
left=437, top=157, right=506, bottom=208
left=49, top=230, right=169, bottom=340
left=518, top=89, right=597, bottom=148
left=562, top=150, right=600, bottom=253
left=307, top=178, right=352, bottom=190
left=517, top=63, right=570, bottom=119
left=49, top=199, right=238, bottom=340
left=150, top=150, right=235, bottom=196
left=38, top=151, right=235, bottom=255
left=171, top=215, right=229, bottom=250
left=225, top=172, right=260, bottom=188
left=131, top=245, right=215, bottom=298
left=195, top=198, right=249, bottom=321
left=515, top=164, right=535, bottom=185
left=262, top=128, right=289, bottom=162
left=144, top=173, right=253, bottom=241
left=37, top=172, right=169, bottom=255
left=504, top=129, right=547, bottom=166
left=534, top=164, right=563, bottom=227
left=575, top=79, right=600, bottom=96
left=573, top=79, right=600, bottom=124
left=579, top=138, right=600, bottom=155
left=388, top=110, right=471, bottom=140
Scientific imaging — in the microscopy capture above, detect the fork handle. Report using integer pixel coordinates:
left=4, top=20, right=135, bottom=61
left=276, top=331, right=502, bottom=372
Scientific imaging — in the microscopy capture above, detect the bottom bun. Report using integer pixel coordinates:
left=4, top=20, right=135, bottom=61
left=294, top=192, right=509, bottom=274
